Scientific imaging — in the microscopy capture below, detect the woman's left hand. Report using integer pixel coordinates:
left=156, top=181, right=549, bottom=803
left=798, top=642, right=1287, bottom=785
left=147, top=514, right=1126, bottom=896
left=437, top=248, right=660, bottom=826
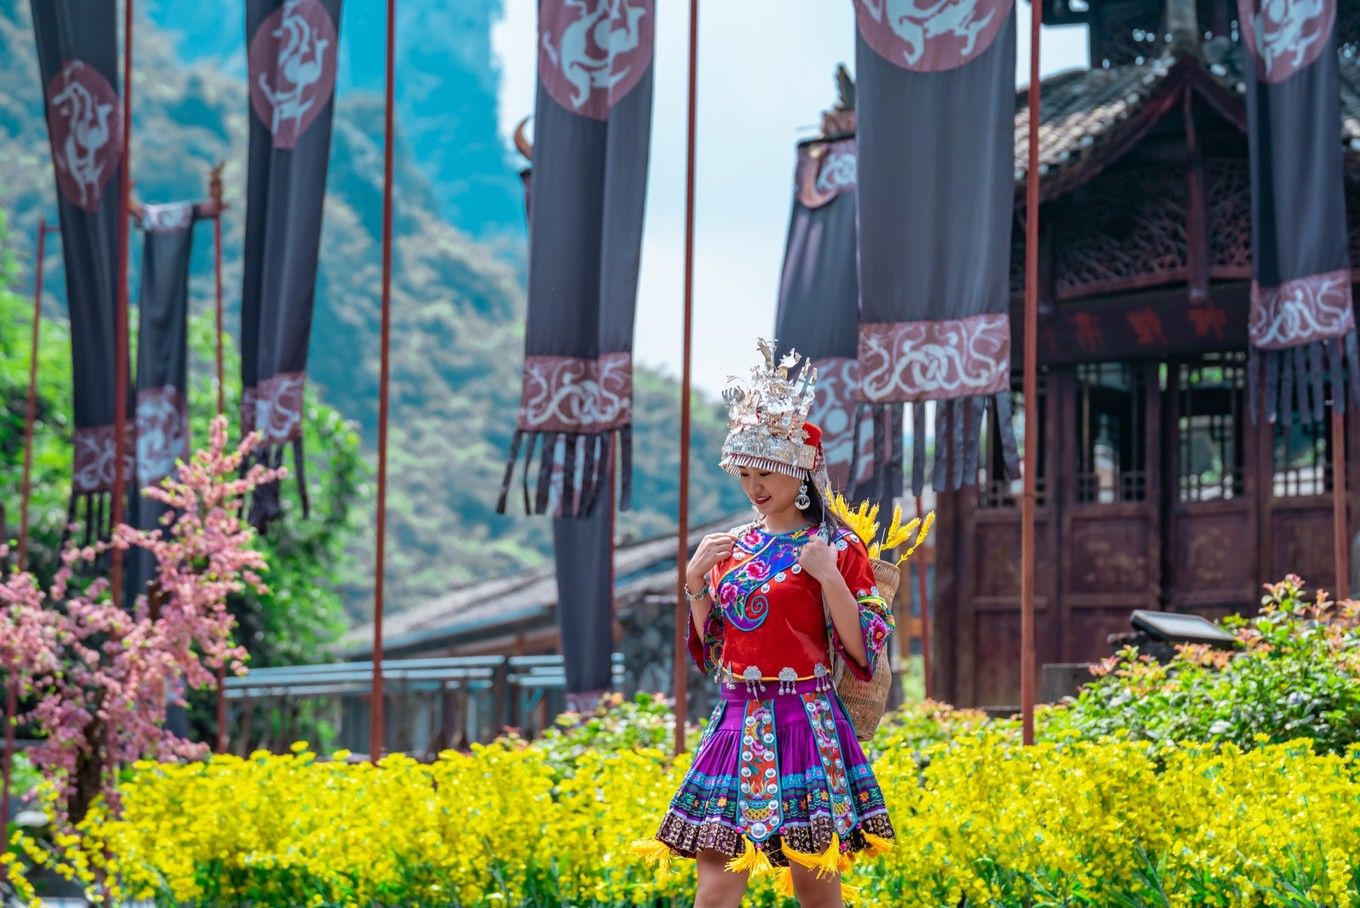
left=797, top=537, right=838, bottom=583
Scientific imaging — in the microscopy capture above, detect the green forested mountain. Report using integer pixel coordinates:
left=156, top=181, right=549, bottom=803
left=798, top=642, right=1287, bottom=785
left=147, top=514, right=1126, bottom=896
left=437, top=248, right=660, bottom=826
left=142, top=0, right=525, bottom=238
left=0, top=3, right=744, bottom=621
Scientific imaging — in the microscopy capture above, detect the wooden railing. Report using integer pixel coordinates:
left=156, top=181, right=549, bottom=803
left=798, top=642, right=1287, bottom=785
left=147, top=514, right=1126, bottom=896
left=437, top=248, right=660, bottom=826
left=222, top=654, right=625, bottom=759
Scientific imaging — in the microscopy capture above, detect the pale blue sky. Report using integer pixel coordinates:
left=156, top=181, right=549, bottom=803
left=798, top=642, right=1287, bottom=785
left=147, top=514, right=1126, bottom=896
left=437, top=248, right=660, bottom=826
left=492, top=2, right=1089, bottom=395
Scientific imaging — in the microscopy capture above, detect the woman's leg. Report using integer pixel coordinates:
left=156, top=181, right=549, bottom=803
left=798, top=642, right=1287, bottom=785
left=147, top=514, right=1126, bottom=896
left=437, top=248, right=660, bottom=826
left=693, top=848, right=750, bottom=908
left=788, top=862, right=844, bottom=908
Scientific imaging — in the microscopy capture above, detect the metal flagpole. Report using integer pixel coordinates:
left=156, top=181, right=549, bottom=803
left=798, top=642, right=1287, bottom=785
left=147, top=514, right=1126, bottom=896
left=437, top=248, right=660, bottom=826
left=915, top=494, right=931, bottom=699
left=210, top=163, right=227, bottom=419
left=1332, top=411, right=1349, bottom=597
left=208, top=164, right=230, bottom=753
left=4, top=217, right=56, bottom=865
left=673, top=0, right=700, bottom=756
left=112, top=0, right=135, bottom=607
left=371, top=0, right=397, bottom=763
left=19, top=220, right=55, bottom=568
left=1020, top=0, right=1042, bottom=747
left=0, top=679, right=12, bottom=867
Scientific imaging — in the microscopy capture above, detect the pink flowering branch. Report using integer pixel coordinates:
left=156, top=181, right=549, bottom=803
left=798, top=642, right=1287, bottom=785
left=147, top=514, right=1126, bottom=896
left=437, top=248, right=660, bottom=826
left=1, top=416, right=284, bottom=824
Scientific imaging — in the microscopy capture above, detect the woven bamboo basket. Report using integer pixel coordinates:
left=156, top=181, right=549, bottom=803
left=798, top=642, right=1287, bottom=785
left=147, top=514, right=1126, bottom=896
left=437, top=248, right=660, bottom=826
left=835, top=558, right=900, bottom=742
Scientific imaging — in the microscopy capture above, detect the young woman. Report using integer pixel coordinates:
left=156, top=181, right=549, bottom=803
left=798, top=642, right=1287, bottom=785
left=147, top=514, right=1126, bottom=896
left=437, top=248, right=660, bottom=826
left=635, top=342, right=896, bottom=908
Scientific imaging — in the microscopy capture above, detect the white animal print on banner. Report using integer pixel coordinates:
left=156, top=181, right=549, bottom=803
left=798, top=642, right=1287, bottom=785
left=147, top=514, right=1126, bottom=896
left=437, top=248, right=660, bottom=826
left=539, top=0, right=654, bottom=120
left=856, top=0, right=1012, bottom=72
left=139, top=202, right=194, bottom=233
left=249, top=0, right=338, bottom=149
left=1238, top=0, right=1335, bottom=83
left=136, top=386, right=189, bottom=487
left=45, top=61, right=122, bottom=212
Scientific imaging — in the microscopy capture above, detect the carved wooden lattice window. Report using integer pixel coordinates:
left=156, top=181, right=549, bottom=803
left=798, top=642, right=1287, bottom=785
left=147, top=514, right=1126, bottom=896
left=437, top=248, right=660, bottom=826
left=1176, top=353, right=1246, bottom=502
left=1076, top=362, right=1147, bottom=503
left=979, top=371, right=1047, bottom=508
left=1207, top=159, right=1252, bottom=278
left=1273, top=410, right=1335, bottom=497
left=1053, top=165, right=1188, bottom=300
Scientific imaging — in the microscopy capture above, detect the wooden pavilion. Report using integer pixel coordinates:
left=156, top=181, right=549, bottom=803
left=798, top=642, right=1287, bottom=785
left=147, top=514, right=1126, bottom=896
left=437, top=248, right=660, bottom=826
left=933, top=0, right=1360, bottom=707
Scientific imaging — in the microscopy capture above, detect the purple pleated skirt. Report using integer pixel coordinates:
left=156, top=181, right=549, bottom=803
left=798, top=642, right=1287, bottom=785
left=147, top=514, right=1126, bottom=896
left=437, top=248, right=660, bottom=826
left=652, top=675, right=894, bottom=865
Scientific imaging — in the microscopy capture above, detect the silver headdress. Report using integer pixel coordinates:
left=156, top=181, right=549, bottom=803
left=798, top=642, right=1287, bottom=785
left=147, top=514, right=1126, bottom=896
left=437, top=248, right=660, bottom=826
left=720, top=339, right=819, bottom=479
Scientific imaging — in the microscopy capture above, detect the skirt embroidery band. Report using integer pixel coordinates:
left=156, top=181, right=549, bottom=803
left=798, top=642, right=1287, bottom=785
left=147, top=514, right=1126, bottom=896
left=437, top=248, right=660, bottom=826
left=737, top=699, right=782, bottom=842
left=633, top=673, right=896, bottom=886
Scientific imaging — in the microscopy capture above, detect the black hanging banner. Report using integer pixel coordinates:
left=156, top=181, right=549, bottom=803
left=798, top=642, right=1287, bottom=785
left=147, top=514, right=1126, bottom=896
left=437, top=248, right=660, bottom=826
left=512, top=66, right=626, bottom=704
left=773, top=122, right=903, bottom=503
left=853, top=0, right=1018, bottom=495
left=1237, top=0, right=1357, bottom=424
left=241, top=0, right=342, bottom=528
left=497, top=0, right=655, bottom=519
left=126, top=202, right=197, bottom=601
left=551, top=468, right=615, bottom=710
left=31, top=0, right=131, bottom=543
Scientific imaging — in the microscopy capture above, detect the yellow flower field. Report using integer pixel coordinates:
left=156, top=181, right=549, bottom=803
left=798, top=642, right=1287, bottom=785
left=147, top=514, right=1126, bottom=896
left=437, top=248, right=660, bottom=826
left=13, top=734, right=1359, bottom=906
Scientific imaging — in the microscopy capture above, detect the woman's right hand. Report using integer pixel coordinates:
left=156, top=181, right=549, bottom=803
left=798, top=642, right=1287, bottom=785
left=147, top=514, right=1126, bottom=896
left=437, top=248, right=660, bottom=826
left=685, top=533, right=735, bottom=594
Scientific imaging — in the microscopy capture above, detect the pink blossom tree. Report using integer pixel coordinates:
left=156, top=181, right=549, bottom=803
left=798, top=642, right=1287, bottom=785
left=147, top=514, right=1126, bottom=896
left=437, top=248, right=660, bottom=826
left=1, top=417, right=282, bottom=823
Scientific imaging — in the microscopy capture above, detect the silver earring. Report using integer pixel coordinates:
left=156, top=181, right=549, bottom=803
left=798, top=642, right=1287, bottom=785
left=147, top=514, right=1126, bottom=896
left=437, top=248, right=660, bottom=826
left=795, top=482, right=811, bottom=510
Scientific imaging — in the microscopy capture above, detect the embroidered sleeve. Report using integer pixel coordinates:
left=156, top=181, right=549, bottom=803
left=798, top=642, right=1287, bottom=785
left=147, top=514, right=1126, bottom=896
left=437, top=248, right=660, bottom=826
left=685, top=566, right=725, bottom=675
left=828, top=532, right=894, bottom=682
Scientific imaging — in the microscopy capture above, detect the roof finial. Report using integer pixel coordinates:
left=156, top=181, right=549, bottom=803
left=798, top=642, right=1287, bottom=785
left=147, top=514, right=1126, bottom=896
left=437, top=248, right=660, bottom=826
left=821, top=63, right=856, bottom=136
left=834, top=63, right=855, bottom=111
left=1165, top=0, right=1200, bottom=57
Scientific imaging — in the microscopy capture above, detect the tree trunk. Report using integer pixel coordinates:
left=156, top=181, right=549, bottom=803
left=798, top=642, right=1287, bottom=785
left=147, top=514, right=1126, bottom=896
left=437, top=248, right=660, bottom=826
left=68, top=716, right=103, bottom=825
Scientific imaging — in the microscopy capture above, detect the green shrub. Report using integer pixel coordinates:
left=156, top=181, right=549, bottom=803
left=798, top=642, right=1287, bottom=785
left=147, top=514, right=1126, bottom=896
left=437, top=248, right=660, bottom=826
left=1047, top=575, right=1360, bottom=754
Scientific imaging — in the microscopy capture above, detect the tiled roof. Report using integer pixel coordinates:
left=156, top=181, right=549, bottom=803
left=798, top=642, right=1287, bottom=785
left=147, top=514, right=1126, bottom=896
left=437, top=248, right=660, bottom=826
left=343, top=514, right=744, bottom=656
left=1014, top=58, right=1173, bottom=179
left=1016, top=39, right=1360, bottom=189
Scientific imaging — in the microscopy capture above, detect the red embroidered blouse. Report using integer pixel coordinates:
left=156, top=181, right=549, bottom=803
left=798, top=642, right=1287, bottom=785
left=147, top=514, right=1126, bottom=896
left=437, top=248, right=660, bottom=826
left=686, top=523, right=894, bottom=686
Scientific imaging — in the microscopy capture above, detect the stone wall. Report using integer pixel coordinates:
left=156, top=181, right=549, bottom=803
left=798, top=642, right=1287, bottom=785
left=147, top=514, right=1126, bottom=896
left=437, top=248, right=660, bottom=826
left=617, top=593, right=720, bottom=719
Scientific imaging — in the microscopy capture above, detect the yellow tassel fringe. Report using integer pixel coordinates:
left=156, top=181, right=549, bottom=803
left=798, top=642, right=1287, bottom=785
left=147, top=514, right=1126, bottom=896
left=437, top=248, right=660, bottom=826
left=780, top=839, right=823, bottom=874
left=775, top=864, right=861, bottom=902
left=862, top=831, right=895, bottom=858
left=724, top=835, right=774, bottom=876
left=780, top=831, right=845, bottom=879
left=816, top=832, right=844, bottom=878
left=629, top=838, right=673, bottom=873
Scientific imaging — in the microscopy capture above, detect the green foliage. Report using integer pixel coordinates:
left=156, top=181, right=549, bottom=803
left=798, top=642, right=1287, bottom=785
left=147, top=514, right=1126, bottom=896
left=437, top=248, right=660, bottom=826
left=0, top=203, right=360, bottom=672
left=0, top=210, right=74, bottom=581
left=518, top=691, right=698, bottom=780
left=1046, top=575, right=1360, bottom=754
left=866, top=698, right=996, bottom=761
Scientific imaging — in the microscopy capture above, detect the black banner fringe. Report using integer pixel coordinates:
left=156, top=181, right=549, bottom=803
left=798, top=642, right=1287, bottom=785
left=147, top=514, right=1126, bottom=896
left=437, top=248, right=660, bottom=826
left=862, top=390, right=1018, bottom=496
left=619, top=425, right=633, bottom=513
left=845, top=403, right=905, bottom=504
left=1250, top=330, right=1359, bottom=425
left=245, top=441, right=310, bottom=532
left=995, top=391, right=1021, bottom=480
left=911, top=402, right=927, bottom=497
left=495, top=428, right=630, bottom=519
left=62, top=490, right=116, bottom=548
